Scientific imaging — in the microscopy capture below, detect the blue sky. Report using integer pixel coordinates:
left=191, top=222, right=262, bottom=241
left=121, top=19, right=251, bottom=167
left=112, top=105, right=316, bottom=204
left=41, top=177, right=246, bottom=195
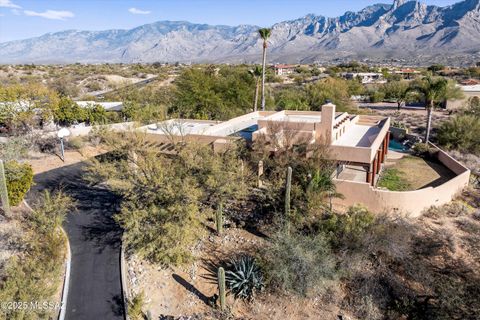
left=0, top=0, right=461, bottom=42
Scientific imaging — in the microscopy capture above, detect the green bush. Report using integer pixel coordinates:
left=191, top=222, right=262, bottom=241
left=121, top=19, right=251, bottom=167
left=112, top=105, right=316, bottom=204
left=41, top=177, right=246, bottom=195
left=263, top=231, right=338, bottom=297
left=437, top=115, right=480, bottom=155
left=0, top=191, right=74, bottom=320
left=317, top=205, right=376, bottom=249
left=53, top=97, right=86, bottom=126
left=4, top=161, right=33, bottom=206
left=411, top=143, right=435, bottom=158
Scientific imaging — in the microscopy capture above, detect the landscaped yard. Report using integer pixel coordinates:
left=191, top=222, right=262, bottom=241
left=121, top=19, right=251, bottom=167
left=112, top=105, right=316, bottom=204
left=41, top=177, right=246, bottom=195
left=378, top=154, right=456, bottom=191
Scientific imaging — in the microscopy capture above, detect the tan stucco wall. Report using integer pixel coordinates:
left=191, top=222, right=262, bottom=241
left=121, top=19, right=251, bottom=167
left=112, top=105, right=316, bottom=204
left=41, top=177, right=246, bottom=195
left=332, top=146, right=470, bottom=217
left=446, top=91, right=480, bottom=110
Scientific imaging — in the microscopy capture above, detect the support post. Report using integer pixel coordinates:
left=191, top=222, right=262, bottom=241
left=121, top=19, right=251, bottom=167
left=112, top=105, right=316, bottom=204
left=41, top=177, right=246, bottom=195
left=385, top=132, right=390, bottom=155
left=377, top=150, right=382, bottom=174
left=366, top=164, right=373, bottom=184
left=0, top=160, right=10, bottom=216
left=383, top=136, right=388, bottom=159
left=372, top=158, right=377, bottom=186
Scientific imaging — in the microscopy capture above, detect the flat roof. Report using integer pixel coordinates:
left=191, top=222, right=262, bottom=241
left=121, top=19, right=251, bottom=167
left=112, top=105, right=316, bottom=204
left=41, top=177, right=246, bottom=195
left=204, top=113, right=265, bottom=136
left=145, top=120, right=219, bottom=136
left=333, top=124, right=381, bottom=147
left=266, top=113, right=322, bottom=123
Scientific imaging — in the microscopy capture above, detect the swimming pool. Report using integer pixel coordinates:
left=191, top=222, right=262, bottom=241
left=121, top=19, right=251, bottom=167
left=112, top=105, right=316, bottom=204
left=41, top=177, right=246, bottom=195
left=389, top=139, right=408, bottom=152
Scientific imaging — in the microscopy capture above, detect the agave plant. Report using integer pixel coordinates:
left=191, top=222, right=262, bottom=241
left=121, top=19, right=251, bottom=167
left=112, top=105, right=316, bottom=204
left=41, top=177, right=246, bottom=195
left=225, top=256, right=264, bottom=301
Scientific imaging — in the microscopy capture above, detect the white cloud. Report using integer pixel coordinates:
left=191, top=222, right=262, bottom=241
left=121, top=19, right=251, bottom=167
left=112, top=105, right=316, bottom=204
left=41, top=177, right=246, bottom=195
left=0, top=0, right=21, bottom=9
left=128, top=7, right=151, bottom=15
left=24, top=9, right=74, bottom=20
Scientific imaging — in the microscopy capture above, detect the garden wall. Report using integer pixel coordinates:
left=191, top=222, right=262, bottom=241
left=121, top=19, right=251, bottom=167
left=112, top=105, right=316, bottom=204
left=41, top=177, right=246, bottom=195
left=333, top=145, right=470, bottom=217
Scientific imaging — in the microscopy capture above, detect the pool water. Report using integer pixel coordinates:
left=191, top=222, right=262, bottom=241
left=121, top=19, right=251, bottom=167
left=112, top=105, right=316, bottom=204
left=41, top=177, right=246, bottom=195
left=232, top=124, right=258, bottom=141
left=389, top=139, right=408, bottom=152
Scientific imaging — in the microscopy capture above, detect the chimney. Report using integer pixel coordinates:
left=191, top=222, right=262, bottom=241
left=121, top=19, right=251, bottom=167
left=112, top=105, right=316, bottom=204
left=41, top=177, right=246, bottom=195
left=318, top=102, right=336, bottom=144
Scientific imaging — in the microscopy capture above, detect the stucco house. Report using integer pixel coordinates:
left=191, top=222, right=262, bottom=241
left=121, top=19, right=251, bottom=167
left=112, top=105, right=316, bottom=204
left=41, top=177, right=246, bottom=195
left=272, top=64, right=296, bottom=76
left=140, top=103, right=469, bottom=217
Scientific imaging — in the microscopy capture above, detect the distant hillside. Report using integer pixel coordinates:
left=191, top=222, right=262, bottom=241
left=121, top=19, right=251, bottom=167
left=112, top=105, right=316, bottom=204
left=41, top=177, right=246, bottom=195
left=1, top=0, right=480, bottom=65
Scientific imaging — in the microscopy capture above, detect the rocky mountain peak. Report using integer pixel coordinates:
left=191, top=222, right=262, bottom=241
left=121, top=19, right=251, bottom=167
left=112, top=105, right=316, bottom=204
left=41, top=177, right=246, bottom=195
left=0, top=0, right=479, bottom=65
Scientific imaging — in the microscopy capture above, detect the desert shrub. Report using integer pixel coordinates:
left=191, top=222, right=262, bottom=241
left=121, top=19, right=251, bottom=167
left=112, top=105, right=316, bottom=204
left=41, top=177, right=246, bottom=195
left=84, top=104, right=108, bottom=125
left=85, top=81, right=102, bottom=91
left=316, top=205, right=375, bottom=249
left=263, top=231, right=338, bottom=297
left=0, top=136, right=30, bottom=161
left=368, top=89, right=385, bottom=103
left=391, top=120, right=408, bottom=130
left=128, top=292, right=145, bottom=320
left=437, top=115, right=480, bottom=155
left=66, top=136, right=84, bottom=150
left=86, top=134, right=248, bottom=266
left=411, top=142, right=436, bottom=158
left=0, top=191, right=74, bottom=320
left=87, top=126, right=109, bottom=146
left=34, top=136, right=58, bottom=154
left=53, top=97, right=86, bottom=126
left=225, top=256, right=264, bottom=301
left=464, top=96, right=480, bottom=116
left=4, top=161, right=33, bottom=206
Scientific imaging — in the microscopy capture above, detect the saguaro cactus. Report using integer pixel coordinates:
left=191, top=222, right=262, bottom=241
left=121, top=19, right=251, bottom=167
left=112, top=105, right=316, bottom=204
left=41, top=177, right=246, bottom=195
left=258, top=160, right=264, bottom=188
left=217, top=267, right=226, bottom=311
left=0, top=160, right=10, bottom=216
left=215, top=203, right=223, bottom=235
left=285, top=166, right=292, bottom=218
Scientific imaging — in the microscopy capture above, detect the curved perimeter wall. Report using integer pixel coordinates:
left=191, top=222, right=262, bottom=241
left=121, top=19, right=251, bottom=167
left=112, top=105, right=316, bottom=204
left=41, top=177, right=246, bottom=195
left=333, top=145, right=470, bottom=217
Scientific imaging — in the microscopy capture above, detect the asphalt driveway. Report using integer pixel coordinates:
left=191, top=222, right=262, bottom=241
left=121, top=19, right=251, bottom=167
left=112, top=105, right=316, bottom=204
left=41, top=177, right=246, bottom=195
left=28, top=162, right=124, bottom=320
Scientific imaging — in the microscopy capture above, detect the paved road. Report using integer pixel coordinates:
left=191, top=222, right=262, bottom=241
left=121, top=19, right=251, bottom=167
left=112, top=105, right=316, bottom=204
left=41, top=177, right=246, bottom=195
left=28, top=162, right=124, bottom=320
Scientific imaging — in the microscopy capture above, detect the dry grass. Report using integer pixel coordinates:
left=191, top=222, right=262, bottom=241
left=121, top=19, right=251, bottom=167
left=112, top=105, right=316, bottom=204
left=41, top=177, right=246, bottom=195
left=380, top=155, right=456, bottom=190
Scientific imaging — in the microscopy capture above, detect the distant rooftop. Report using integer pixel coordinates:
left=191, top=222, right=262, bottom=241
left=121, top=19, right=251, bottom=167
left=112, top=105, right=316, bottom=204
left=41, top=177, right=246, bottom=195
left=76, top=101, right=123, bottom=111
left=460, top=84, right=480, bottom=92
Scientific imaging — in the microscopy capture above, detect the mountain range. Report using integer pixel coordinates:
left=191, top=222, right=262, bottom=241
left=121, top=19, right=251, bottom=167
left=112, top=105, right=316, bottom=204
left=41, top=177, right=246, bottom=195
left=1, top=0, right=480, bottom=65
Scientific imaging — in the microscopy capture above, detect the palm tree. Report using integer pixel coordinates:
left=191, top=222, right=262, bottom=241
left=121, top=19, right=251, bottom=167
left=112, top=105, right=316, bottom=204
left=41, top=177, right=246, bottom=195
left=408, top=76, right=451, bottom=143
left=307, top=169, right=344, bottom=211
left=258, top=28, right=272, bottom=111
left=249, top=66, right=262, bottom=112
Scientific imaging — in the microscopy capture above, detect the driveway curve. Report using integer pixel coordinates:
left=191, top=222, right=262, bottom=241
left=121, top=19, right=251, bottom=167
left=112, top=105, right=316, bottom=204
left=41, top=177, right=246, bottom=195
left=28, top=162, right=124, bottom=320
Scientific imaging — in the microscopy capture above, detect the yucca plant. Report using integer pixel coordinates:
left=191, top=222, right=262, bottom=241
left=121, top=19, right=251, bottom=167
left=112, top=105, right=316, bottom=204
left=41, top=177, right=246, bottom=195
left=225, top=256, right=264, bottom=301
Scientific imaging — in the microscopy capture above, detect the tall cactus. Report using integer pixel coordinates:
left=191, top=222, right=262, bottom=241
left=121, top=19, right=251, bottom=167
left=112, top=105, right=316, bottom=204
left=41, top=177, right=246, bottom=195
left=215, top=203, right=223, bottom=235
left=217, top=267, right=226, bottom=311
left=0, top=160, right=10, bottom=216
left=285, top=166, right=292, bottom=218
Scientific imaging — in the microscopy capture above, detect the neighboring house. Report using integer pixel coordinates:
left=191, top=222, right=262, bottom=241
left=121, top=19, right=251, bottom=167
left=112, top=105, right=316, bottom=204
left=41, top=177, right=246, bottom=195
left=446, top=84, right=480, bottom=110
left=341, top=72, right=386, bottom=84
left=75, top=101, right=124, bottom=112
left=272, top=64, right=296, bottom=76
left=391, top=68, right=420, bottom=80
